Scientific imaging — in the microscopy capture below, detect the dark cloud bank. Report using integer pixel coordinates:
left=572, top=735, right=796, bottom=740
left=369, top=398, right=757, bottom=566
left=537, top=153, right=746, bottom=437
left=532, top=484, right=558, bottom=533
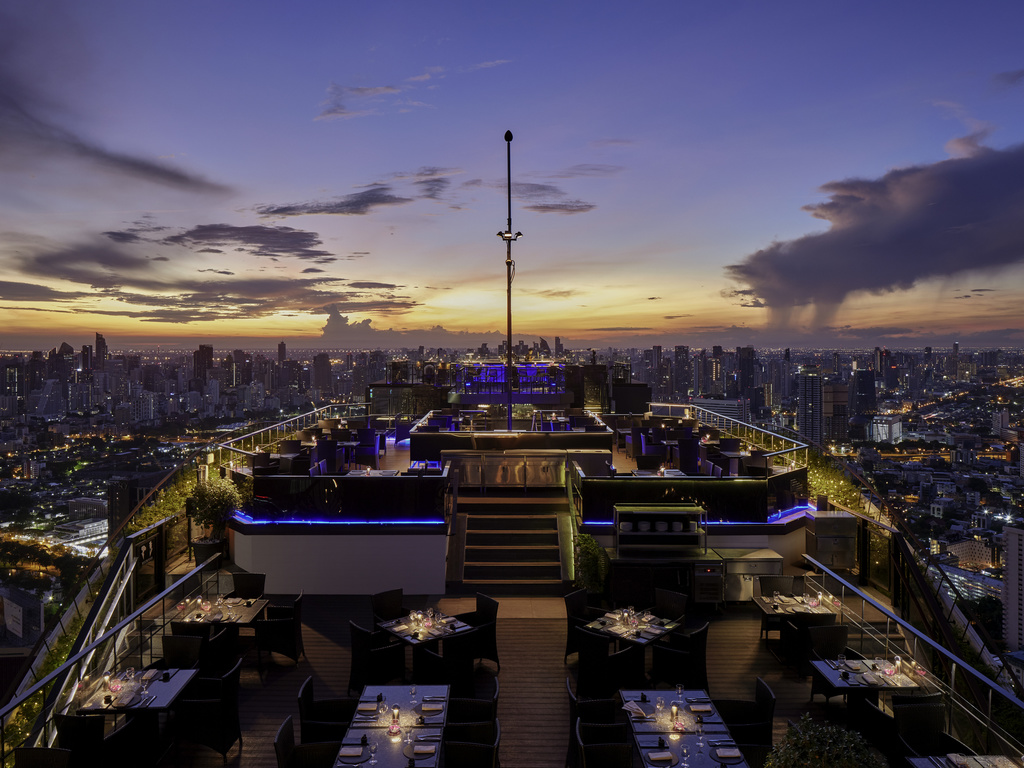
left=727, top=141, right=1024, bottom=329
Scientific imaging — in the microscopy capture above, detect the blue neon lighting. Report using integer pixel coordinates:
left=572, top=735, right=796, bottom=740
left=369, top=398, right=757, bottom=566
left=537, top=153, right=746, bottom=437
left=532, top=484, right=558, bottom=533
left=233, top=512, right=443, bottom=526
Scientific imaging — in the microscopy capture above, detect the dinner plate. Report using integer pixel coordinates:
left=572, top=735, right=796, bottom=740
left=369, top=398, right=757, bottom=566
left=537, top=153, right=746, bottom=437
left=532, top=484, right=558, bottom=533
left=403, top=743, right=438, bottom=760
left=337, top=745, right=369, bottom=764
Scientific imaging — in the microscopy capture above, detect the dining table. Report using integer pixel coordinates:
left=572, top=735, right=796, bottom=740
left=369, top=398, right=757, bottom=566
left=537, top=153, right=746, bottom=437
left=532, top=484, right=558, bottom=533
left=584, top=611, right=680, bottom=647
left=620, top=688, right=749, bottom=766
left=337, top=684, right=449, bottom=767
left=173, top=596, right=269, bottom=627
left=76, top=666, right=198, bottom=714
left=378, top=612, right=475, bottom=646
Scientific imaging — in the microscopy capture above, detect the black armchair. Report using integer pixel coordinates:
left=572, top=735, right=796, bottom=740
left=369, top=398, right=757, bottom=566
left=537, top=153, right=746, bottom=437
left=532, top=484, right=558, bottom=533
left=454, top=592, right=501, bottom=671
left=229, top=571, right=266, bottom=599
left=652, top=588, right=688, bottom=624
left=54, top=713, right=141, bottom=768
left=172, top=658, right=243, bottom=762
left=575, top=627, right=644, bottom=699
left=255, top=592, right=305, bottom=669
left=273, top=715, right=341, bottom=768
left=444, top=720, right=500, bottom=768
left=12, top=748, right=72, bottom=768
left=370, top=588, right=408, bottom=624
left=564, top=589, right=602, bottom=662
left=348, top=620, right=406, bottom=694
left=297, top=676, right=358, bottom=743
left=710, top=677, right=776, bottom=746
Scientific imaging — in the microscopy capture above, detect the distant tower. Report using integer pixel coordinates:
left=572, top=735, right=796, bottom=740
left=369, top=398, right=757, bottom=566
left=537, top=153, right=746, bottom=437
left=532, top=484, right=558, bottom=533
left=95, top=333, right=107, bottom=371
left=278, top=341, right=287, bottom=366
left=194, top=344, right=214, bottom=382
left=796, top=365, right=823, bottom=446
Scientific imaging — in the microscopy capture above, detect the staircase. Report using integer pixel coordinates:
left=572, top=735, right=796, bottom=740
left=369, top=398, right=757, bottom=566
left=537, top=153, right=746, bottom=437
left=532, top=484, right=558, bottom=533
left=451, top=493, right=571, bottom=596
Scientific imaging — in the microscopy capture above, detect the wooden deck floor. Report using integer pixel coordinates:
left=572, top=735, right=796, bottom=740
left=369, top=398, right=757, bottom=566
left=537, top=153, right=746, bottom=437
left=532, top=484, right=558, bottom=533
left=157, top=596, right=845, bottom=768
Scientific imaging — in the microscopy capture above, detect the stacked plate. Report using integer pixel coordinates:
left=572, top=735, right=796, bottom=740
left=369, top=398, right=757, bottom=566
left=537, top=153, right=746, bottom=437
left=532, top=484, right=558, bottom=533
left=654, top=521, right=669, bottom=532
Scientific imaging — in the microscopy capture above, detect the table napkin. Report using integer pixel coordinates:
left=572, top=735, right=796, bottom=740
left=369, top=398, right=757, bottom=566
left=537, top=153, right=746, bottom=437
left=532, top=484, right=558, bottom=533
left=422, top=703, right=444, bottom=712
left=392, top=624, right=409, bottom=633
left=142, top=670, right=159, bottom=681
left=413, top=745, right=436, bottom=755
left=860, top=672, right=879, bottom=685
left=690, top=703, right=713, bottom=713
left=716, top=747, right=742, bottom=758
left=623, top=701, right=646, bottom=717
left=339, top=746, right=363, bottom=757
left=646, top=751, right=673, bottom=761
left=357, top=702, right=378, bottom=712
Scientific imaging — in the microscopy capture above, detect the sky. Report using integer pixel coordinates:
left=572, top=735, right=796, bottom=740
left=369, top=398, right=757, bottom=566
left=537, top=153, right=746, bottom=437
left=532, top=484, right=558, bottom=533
left=4, top=1, right=1024, bottom=352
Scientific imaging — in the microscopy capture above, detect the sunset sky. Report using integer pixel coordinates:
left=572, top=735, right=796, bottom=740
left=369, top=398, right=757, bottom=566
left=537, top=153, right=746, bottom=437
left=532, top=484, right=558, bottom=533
left=4, top=1, right=1024, bottom=352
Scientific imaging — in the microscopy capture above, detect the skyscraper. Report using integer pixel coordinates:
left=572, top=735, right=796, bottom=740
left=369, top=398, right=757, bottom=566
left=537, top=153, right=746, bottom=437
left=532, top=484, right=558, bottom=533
left=1005, top=526, right=1024, bottom=652
left=95, top=333, right=107, bottom=371
left=796, top=365, right=823, bottom=446
left=194, top=344, right=214, bottom=382
left=278, top=341, right=287, bottom=366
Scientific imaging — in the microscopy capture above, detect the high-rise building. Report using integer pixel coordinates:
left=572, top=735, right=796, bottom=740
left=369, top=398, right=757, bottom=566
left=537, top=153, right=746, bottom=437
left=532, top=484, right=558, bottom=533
left=823, top=381, right=849, bottom=444
left=673, top=345, right=690, bottom=397
left=194, top=344, right=214, bottom=382
left=1005, top=526, right=1024, bottom=652
left=95, top=333, right=107, bottom=371
left=796, top=365, right=823, bottom=446
left=278, top=341, right=287, bottom=366
left=313, top=352, right=332, bottom=393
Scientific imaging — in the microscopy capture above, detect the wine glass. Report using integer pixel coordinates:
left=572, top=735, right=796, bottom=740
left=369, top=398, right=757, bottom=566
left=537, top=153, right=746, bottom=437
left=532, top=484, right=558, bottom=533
left=655, top=697, right=666, bottom=723
left=676, top=683, right=684, bottom=697
left=409, top=684, right=417, bottom=705
left=378, top=697, right=389, bottom=722
left=680, top=743, right=690, bottom=768
left=837, top=652, right=846, bottom=669
left=368, top=742, right=378, bottom=765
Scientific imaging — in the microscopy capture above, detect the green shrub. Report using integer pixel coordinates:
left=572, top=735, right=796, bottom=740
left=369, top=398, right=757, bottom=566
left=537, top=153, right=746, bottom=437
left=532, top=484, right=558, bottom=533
left=766, top=714, right=885, bottom=768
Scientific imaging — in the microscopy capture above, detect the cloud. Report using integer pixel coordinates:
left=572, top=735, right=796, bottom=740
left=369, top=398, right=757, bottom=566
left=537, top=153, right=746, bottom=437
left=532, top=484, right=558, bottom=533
left=725, top=140, right=1024, bottom=330
left=0, top=281, right=86, bottom=301
left=348, top=281, right=399, bottom=290
left=0, top=9, right=228, bottom=196
left=523, top=200, right=596, bottom=214
left=103, top=230, right=142, bottom=244
left=551, top=164, right=624, bottom=178
left=198, top=268, right=234, bottom=275
left=415, top=177, right=450, bottom=199
left=316, top=82, right=401, bottom=120
left=256, top=186, right=412, bottom=217
left=164, top=223, right=335, bottom=260
left=469, top=60, right=511, bottom=70
left=663, top=315, right=692, bottom=320
left=994, top=69, right=1024, bottom=87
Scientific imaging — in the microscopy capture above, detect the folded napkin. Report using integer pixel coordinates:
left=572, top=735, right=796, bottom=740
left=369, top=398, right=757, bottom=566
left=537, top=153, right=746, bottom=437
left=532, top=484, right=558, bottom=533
left=716, top=747, right=742, bottom=758
left=646, top=751, right=674, bottom=761
left=643, top=625, right=664, bottom=634
left=604, top=611, right=620, bottom=619
left=422, top=703, right=444, bottom=712
left=438, top=616, right=454, bottom=624
left=845, top=660, right=862, bottom=671
left=690, top=703, right=713, bottom=713
left=622, top=701, right=646, bottom=717
left=413, top=745, right=436, bottom=755
left=357, top=702, right=379, bottom=712
left=392, top=624, right=409, bottom=633
left=142, top=669, right=159, bottom=681
left=116, top=692, right=140, bottom=707
left=861, top=672, right=879, bottom=685
left=225, top=597, right=244, bottom=606
left=339, top=746, right=363, bottom=757
left=945, top=755, right=970, bottom=768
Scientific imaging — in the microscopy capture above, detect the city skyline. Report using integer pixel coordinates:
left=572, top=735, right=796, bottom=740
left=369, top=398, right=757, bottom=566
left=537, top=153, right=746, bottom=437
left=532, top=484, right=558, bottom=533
left=4, top=2, right=1024, bottom=351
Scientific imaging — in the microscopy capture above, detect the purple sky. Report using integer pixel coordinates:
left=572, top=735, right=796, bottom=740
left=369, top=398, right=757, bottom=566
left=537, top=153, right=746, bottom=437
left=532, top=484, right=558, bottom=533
left=4, top=1, right=1024, bottom=351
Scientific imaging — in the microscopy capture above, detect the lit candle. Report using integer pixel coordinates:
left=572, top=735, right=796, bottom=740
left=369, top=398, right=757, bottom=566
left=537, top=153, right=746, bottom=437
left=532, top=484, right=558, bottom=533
left=670, top=704, right=678, bottom=720
left=392, top=704, right=400, bottom=723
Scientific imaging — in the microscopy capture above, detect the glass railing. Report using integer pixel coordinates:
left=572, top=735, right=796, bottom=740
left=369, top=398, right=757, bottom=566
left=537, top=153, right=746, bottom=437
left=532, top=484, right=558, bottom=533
left=0, top=552, right=227, bottom=761
left=804, top=556, right=1024, bottom=758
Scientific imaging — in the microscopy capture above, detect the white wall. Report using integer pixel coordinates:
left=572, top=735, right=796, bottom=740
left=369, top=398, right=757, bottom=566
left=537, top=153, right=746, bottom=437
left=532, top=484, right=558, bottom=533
left=231, top=531, right=448, bottom=595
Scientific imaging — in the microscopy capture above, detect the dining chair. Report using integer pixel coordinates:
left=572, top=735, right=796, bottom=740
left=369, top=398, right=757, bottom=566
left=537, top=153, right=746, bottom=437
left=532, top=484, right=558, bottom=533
left=444, top=719, right=498, bottom=745
left=255, top=592, right=305, bottom=670
left=54, top=712, right=140, bottom=768
left=199, top=626, right=236, bottom=677
left=155, top=634, right=204, bottom=671
left=170, top=620, right=214, bottom=641
left=756, top=575, right=794, bottom=640
left=563, top=589, right=601, bottom=662
left=575, top=719, right=632, bottom=768
left=273, top=715, right=342, bottom=768
left=736, top=743, right=772, bottom=768
left=453, top=592, right=501, bottom=671
left=229, top=571, right=266, bottom=600
left=12, top=747, right=72, bottom=768
left=650, top=642, right=708, bottom=691
left=652, top=588, right=688, bottom=624
left=780, top=613, right=837, bottom=675
left=444, top=720, right=500, bottom=768
left=412, top=628, right=478, bottom=697
left=565, top=677, right=618, bottom=768
left=575, top=627, right=644, bottom=699
left=347, top=621, right=406, bottom=694
left=710, top=677, right=776, bottom=746
left=297, top=676, right=357, bottom=743
left=370, top=588, right=408, bottom=624
left=807, top=624, right=852, bottom=704
left=173, top=658, right=243, bottom=761
left=892, top=700, right=972, bottom=760
left=448, top=677, right=499, bottom=724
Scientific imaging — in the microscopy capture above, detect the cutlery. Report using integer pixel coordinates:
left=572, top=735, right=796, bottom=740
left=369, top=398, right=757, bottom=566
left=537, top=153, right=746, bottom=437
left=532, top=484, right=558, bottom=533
left=415, top=736, right=441, bottom=742
left=422, top=695, right=446, bottom=700
left=708, top=740, right=735, bottom=747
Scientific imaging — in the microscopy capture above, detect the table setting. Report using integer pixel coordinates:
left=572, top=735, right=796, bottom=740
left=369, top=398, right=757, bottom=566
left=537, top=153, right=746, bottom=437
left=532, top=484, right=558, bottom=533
left=343, top=685, right=448, bottom=767
left=75, top=665, right=197, bottom=713
left=379, top=609, right=471, bottom=645
left=586, top=608, right=679, bottom=645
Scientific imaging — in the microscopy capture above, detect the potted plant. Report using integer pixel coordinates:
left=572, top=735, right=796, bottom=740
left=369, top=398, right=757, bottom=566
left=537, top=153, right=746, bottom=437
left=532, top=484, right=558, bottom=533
left=765, top=714, right=885, bottom=768
left=187, top=476, right=241, bottom=564
left=574, top=532, right=610, bottom=605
